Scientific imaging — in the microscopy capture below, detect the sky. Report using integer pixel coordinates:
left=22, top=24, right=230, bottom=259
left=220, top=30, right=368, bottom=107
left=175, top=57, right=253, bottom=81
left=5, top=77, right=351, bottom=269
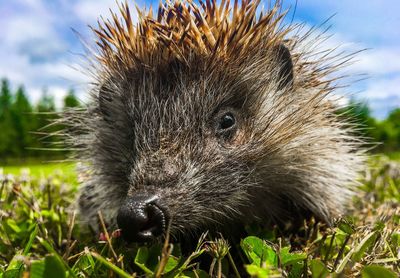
left=0, top=0, right=399, bottom=119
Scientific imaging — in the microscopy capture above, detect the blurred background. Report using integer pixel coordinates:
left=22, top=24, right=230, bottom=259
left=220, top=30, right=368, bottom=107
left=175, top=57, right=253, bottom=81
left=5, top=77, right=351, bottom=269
left=0, top=0, right=399, bottom=165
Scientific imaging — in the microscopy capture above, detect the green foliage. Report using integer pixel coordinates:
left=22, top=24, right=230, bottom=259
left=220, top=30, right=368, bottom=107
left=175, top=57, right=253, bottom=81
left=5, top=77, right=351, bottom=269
left=10, top=86, right=36, bottom=159
left=0, top=79, right=12, bottom=115
left=63, top=90, right=80, bottom=109
left=309, top=260, right=329, bottom=278
left=241, top=236, right=278, bottom=267
left=36, top=89, right=56, bottom=113
left=240, top=236, right=307, bottom=277
left=0, top=78, right=80, bottom=163
left=361, top=265, right=398, bottom=278
left=1, top=156, right=399, bottom=277
left=383, top=108, right=400, bottom=151
left=30, top=255, right=67, bottom=278
left=0, top=79, right=18, bottom=158
left=338, top=99, right=400, bottom=152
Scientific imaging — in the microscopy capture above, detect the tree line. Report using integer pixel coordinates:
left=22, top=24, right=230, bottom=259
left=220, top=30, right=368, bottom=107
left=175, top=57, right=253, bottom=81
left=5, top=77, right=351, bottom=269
left=0, top=78, right=399, bottom=163
left=0, top=78, right=79, bottom=163
left=338, top=101, right=400, bottom=153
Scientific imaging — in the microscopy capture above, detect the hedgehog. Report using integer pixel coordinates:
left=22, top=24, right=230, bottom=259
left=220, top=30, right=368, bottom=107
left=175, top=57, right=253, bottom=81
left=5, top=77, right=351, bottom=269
left=63, top=0, right=365, bottom=242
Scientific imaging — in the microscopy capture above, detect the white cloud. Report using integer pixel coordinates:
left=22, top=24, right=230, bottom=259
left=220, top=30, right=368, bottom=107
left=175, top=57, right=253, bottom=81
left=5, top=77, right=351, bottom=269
left=349, top=48, right=400, bottom=118
left=289, top=17, right=400, bottom=119
left=73, top=0, right=115, bottom=25
left=287, top=24, right=399, bottom=105
left=350, top=48, right=400, bottom=77
left=72, top=0, right=140, bottom=26
left=4, top=16, right=53, bottom=45
left=0, top=0, right=144, bottom=109
left=0, top=0, right=91, bottom=107
left=361, top=77, right=400, bottom=100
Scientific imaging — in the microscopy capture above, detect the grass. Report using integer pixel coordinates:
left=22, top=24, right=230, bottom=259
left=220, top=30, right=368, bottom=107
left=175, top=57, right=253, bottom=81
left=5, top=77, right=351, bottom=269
left=1, top=162, right=77, bottom=183
left=0, top=156, right=399, bottom=277
left=386, top=151, right=400, bottom=161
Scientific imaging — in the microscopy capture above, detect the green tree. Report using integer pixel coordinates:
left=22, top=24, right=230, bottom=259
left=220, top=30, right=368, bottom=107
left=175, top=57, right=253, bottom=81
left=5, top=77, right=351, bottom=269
left=10, top=86, right=34, bottom=159
left=0, top=79, right=12, bottom=115
left=63, top=89, right=80, bottom=109
left=0, top=79, right=17, bottom=160
left=37, top=89, right=56, bottom=113
left=338, top=100, right=377, bottom=138
left=386, top=108, right=400, bottom=129
left=383, top=108, right=400, bottom=151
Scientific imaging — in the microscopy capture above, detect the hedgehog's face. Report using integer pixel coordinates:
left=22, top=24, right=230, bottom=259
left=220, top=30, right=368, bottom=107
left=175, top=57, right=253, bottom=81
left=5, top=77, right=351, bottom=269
left=82, top=46, right=294, bottom=242
left=93, top=79, right=254, bottom=242
left=119, top=106, right=253, bottom=242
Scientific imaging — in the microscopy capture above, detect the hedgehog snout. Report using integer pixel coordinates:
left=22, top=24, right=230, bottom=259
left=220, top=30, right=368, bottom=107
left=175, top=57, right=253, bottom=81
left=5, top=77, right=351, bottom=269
left=117, top=193, right=168, bottom=242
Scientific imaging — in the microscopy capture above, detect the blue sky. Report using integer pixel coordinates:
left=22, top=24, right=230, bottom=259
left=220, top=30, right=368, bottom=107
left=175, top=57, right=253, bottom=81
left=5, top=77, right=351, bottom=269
left=0, top=0, right=399, bottom=119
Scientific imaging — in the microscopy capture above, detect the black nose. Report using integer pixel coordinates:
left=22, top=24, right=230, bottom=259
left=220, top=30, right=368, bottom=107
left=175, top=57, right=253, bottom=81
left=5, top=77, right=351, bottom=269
left=117, top=194, right=167, bottom=242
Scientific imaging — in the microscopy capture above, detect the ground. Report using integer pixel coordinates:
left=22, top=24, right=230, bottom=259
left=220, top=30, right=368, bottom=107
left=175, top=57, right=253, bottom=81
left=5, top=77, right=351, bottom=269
left=0, top=156, right=399, bottom=277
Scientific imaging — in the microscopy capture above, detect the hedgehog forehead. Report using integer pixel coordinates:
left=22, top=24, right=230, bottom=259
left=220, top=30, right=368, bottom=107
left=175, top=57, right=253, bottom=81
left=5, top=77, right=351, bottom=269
left=92, top=0, right=288, bottom=73
left=120, top=63, right=251, bottom=117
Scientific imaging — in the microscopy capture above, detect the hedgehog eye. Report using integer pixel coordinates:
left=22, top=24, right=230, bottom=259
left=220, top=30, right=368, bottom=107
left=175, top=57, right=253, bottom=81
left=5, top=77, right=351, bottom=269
left=215, top=111, right=237, bottom=140
left=219, top=113, right=236, bottom=130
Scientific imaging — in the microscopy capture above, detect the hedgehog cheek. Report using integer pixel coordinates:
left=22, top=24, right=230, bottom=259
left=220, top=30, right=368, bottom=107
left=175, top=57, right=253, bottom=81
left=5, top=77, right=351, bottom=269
left=275, top=44, right=294, bottom=90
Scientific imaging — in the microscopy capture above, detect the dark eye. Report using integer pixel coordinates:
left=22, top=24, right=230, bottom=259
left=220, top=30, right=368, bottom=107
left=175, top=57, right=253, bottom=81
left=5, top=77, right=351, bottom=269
left=218, top=112, right=236, bottom=131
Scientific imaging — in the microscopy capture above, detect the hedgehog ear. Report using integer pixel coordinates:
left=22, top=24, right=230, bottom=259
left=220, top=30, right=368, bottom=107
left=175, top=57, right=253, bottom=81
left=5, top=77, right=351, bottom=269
left=275, top=44, right=294, bottom=90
